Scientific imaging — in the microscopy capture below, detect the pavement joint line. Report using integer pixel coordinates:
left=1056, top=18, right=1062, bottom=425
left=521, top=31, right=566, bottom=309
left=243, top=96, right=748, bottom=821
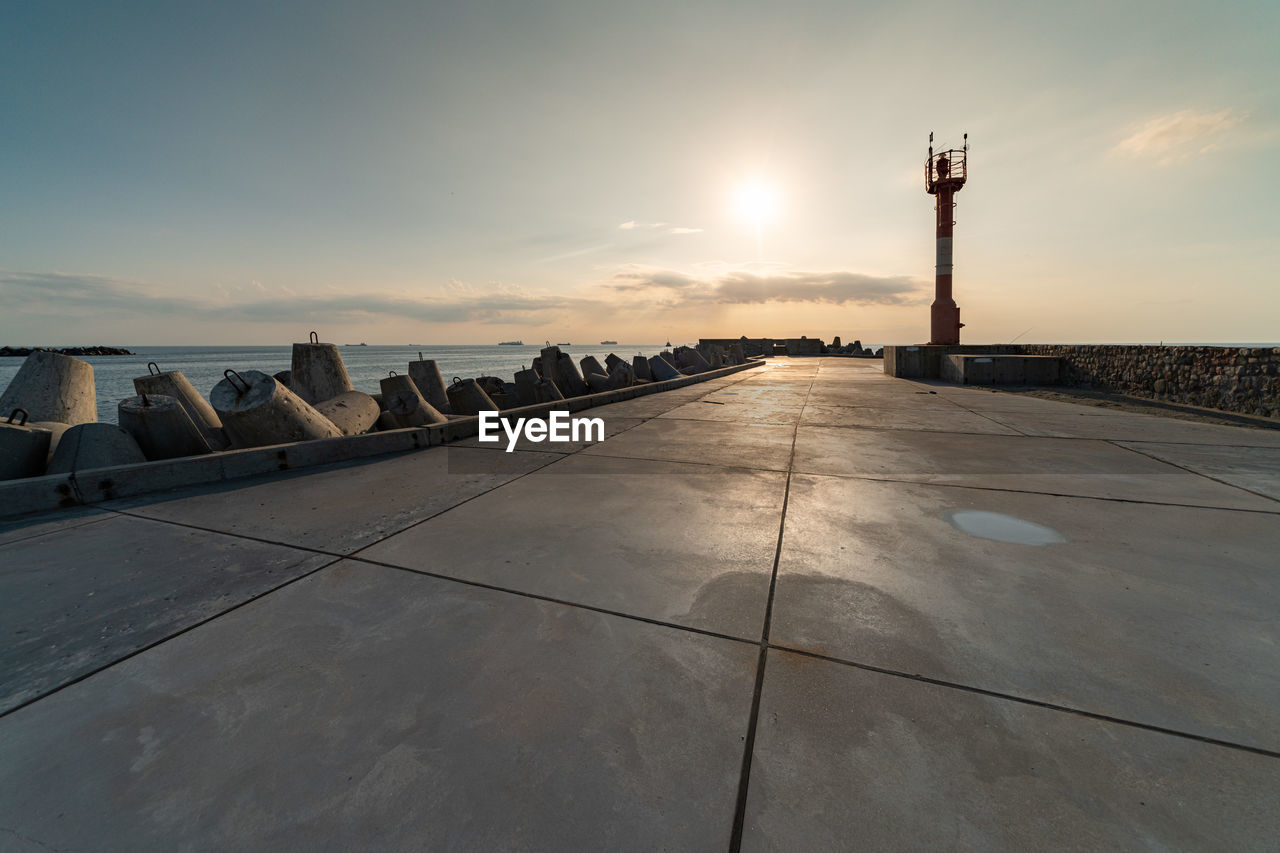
left=343, top=556, right=760, bottom=648
left=728, top=371, right=812, bottom=853
left=923, top=389, right=1035, bottom=436
left=1107, top=440, right=1280, bottom=505
left=103, top=508, right=353, bottom=558
left=0, top=554, right=345, bottom=722
left=789, top=469, right=1280, bottom=515
left=769, top=644, right=1280, bottom=761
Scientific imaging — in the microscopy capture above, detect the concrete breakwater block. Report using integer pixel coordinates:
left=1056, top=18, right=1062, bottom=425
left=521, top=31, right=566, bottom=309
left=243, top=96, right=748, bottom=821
left=533, top=378, right=564, bottom=403
left=0, top=410, right=53, bottom=480
left=584, top=371, right=611, bottom=393
left=0, top=350, right=97, bottom=425
left=379, top=374, right=447, bottom=428
left=605, top=362, right=636, bottom=390
left=408, top=356, right=452, bottom=414
left=211, top=369, right=343, bottom=449
left=118, top=394, right=213, bottom=460
left=539, top=346, right=563, bottom=388
left=676, top=346, right=712, bottom=374
left=556, top=354, right=589, bottom=397
left=513, top=367, right=540, bottom=407
left=648, top=355, right=681, bottom=381
left=290, top=332, right=354, bottom=404
left=633, top=355, right=653, bottom=380
left=134, top=364, right=228, bottom=450
left=29, top=420, right=69, bottom=462
left=446, top=377, right=498, bottom=416
left=580, top=355, right=607, bottom=379
left=46, top=423, right=147, bottom=474
left=314, top=390, right=381, bottom=436
left=604, top=353, right=624, bottom=372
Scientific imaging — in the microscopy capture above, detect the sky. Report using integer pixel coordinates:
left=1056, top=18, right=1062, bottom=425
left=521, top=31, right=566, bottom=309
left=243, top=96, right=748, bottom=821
left=2, top=0, right=1277, bottom=346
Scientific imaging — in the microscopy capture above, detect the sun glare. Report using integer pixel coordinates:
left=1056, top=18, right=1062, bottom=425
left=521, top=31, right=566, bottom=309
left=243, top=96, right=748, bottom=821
left=732, top=179, right=781, bottom=227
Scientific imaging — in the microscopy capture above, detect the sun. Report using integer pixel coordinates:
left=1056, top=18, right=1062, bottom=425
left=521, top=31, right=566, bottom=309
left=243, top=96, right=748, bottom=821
left=732, top=178, right=781, bottom=227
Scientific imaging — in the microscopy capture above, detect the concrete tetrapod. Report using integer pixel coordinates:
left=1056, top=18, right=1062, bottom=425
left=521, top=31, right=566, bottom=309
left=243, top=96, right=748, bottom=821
left=533, top=378, right=564, bottom=403
left=728, top=343, right=745, bottom=365
left=539, top=346, right=564, bottom=390
left=117, top=394, right=213, bottom=460
left=314, top=390, right=381, bottom=436
left=676, top=346, right=712, bottom=373
left=379, top=374, right=447, bottom=428
left=133, top=363, right=229, bottom=450
left=556, top=353, right=590, bottom=397
left=604, top=353, right=624, bottom=373
left=584, top=371, right=612, bottom=393
left=0, top=350, right=97, bottom=425
left=513, top=367, right=541, bottom=407
left=408, top=356, right=453, bottom=414
left=211, top=369, right=343, bottom=449
left=633, top=355, right=653, bottom=381
left=28, top=421, right=70, bottom=463
left=580, top=355, right=607, bottom=380
left=604, top=361, right=636, bottom=391
left=648, top=355, right=681, bottom=381
left=290, top=332, right=354, bottom=405
left=0, top=410, right=53, bottom=480
left=46, top=423, right=147, bottom=474
left=446, top=377, right=498, bottom=417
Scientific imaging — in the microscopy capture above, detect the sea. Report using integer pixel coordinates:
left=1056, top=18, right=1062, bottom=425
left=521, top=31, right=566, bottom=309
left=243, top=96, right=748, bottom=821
left=0, top=343, right=674, bottom=425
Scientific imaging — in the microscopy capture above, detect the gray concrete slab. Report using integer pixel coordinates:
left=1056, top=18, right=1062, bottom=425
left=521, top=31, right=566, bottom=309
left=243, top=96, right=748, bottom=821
left=0, top=505, right=111, bottom=545
left=799, top=403, right=1022, bottom=434
left=107, top=447, right=561, bottom=555
left=742, top=650, right=1280, bottom=851
left=1117, top=441, right=1280, bottom=501
left=0, top=514, right=332, bottom=713
left=981, top=409, right=1280, bottom=445
left=0, top=560, right=758, bottom=852
left=770, top=474, right=1280, bottom=750
left=360, top=453, right=787, bottom=638
left=791, top=424, right=1278, bottom=509
left=581, top=417, right=795, bottom=471
left=658, top=400, right=804, bottom=425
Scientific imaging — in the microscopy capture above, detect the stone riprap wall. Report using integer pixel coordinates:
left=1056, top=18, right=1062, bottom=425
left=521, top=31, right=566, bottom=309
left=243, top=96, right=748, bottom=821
left=1019, top=345, right=1280, bottom=418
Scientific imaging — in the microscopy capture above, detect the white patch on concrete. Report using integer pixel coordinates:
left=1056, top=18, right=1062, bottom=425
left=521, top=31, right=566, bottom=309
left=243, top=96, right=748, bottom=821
left=944, top=510, right=1066, bottom=546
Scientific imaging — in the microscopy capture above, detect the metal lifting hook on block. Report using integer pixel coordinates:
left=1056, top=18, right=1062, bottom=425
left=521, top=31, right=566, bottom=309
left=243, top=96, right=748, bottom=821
left=6, top=408, right=29, bottom=426
left=309, top=331, right=319, bottom=344
left=147, top=362, right=162, bottom=375
left=224, top=369, right=251, bottom=395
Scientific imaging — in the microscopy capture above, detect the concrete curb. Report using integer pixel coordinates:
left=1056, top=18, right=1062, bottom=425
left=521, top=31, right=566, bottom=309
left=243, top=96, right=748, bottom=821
left=1, top=361, right=762, bottom=519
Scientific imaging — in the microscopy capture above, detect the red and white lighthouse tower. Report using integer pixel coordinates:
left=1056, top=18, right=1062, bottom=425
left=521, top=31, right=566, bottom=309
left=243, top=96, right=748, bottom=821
left=925, top=132, right=968, bottom=345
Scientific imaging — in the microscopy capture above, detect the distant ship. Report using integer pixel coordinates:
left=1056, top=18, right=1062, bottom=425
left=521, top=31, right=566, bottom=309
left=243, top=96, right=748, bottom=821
left=498, top=340, right=523, bottom=346
left=665, top=341, right=671, bottom=347
left=556, top=342, right=571, bottom=346
left=599, top=340, right=617, bottom=346
left=344, top=342, right=368, bottom=346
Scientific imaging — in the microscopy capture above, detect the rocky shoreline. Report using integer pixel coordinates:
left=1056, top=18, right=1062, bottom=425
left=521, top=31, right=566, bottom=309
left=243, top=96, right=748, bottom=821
left=1, top=345, right=133, bottom=357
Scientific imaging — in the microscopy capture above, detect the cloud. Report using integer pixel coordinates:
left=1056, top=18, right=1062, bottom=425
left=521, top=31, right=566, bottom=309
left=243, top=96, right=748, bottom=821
left=608, top=264, right=925, bottom=307
left=668, top=227, right=703, bottom=235
left=0, top=271, right=609, bottom=328
left=1113, top=109, right=1246, bottom=165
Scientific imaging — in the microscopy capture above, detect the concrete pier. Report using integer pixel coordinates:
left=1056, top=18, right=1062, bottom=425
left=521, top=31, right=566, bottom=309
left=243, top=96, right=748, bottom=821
left=2, top=356, right=1279, bottom=849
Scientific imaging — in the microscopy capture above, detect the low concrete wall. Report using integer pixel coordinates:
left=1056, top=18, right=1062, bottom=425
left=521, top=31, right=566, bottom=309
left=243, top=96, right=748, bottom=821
left=884, top=344, right=1280, bottom=418
left=1, top=361, right=762, bottom=520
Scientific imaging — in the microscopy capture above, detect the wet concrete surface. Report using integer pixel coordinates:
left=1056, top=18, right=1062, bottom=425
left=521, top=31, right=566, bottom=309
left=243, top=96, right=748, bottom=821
left=3, top=356, right=1278, bottom=849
